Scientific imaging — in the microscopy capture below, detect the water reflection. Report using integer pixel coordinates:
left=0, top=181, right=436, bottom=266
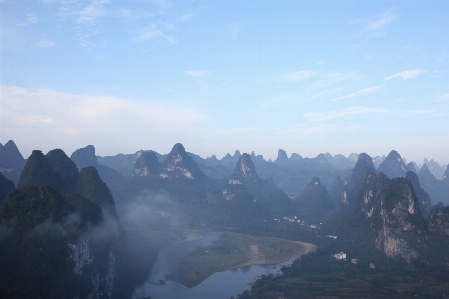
left=132, top=232, right=294, bottom=299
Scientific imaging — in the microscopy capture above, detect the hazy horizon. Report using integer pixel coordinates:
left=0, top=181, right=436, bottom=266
left=1, top=1, right=448, bottom=164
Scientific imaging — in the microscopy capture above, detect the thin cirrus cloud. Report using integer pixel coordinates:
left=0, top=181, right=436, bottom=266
left=227, top=23, right=241, bottom=40
left=185, top=70, right=214, bottom=78
left=282, top=71, right=315, bottom=82
left=362, top=9, right=397, bottom=38
left=34, top=39, right=56, bottom=48
left=435, top=93, right=449, bottom=101
left=0, top=84, right=206, bottom=155
left=330, top=86, right=381, bottom=102
left=404, top=109, right=437, bottom=116
left=58, top=0, right=111, bottom=25
left=133, top=24, right=176, bottom=44
left=384, top=69, right=425, bottom=81
left=304, top=106, right=389, bottom=121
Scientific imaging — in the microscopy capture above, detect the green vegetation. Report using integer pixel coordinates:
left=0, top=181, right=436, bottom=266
left=240, top=245, right=449, bottom=299
left=177, top=232, right=314, bottom=287
left=17, top=150, right=65, bottom=192
left=77, top=166, right=117, bottom=217
left=46, top=149, right=79, bottom=191
left=0, top=186, right=101, bottom=298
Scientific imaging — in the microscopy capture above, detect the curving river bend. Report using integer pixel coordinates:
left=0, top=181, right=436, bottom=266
left=132, top=232, right=295, bottom=299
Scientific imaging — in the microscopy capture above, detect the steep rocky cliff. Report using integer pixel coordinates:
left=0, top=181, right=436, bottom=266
left=377, top=150, right=407, bottom=178
left=429, top=206, right=449, bottom=237
left=0, top=186, right=116, bottom=299
left=132, top=151, right=160, bottom=178
left=158, top=143, right=208, bottom=180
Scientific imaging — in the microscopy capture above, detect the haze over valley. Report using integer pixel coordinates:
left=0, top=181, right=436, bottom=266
left=1, top=0, right=449, bottom=298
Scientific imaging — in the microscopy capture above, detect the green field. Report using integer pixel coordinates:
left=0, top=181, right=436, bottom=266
left=177, top=232, right=316, bottom=287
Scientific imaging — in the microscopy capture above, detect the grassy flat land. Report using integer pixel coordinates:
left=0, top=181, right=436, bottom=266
left=177, top=232, right=316, bottom=287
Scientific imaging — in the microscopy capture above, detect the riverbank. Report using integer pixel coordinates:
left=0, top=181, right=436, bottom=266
left=177, top=232, right=316, bottom=287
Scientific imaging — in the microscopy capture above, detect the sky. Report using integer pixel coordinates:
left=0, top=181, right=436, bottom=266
left=1, top=0, right=448, bottom=164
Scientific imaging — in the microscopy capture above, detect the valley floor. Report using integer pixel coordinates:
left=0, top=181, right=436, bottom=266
left=176, top=232, right=316, bottom=287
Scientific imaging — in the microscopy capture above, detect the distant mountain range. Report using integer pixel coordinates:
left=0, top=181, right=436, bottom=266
left=1, top=139, right=449, bottom=298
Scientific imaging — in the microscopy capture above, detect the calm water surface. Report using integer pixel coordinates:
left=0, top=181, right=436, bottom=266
left=132, top=232, right=294, bottom=299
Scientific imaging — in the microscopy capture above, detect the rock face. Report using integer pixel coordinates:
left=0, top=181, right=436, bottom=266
left=0, top=186, right=115, bottom=299
left=328, top=176, right=345, bottom=205
left=0, top=173, right=15, bottom=205
left=418, top=165, right=449, bottom=206
left=325, top=153, right=355, bottom=169
left=223, top=153, right=293, bottom=215
left=353, top=173, right=425, bottom=262
left=220, top=150, right=242, bottom=168
left=222, top=175, right=248, bottom=201
left=0, top=140, right=25, bottom=169
left=429, top=206, right=449, bottom=237
left=0, top=140, right=25, bottom=185
left=341, top=153, right=376, bottom=207
left=443, top=165, right=449, bottom=185
left=294, top=177, right=333, bottom=222
left=423, top=158, right=444, bottom=180
left=405, top=171, right=431, bottom=219
left=71, top=145, right=98, bottom=169
left=377, top=150, right=407, bottom=178
left=158, top=143, right=208, bottom=180
left=289, top=153, right=302, bottom=160
left=46, top=149, right=79, bottom=191
left=17, top=150, right=65, bottom=192
left=372, top=155, right=386, bottom=169
left=132, top=151, right=160, bottom=178
left=231, top=153, right=261, bottom=186
left=77, top=166, right=118, bottom=219
left=70, top=145, right=125, bottom=191
left=223, top=154, right=260, bottom=200
left=406, top=162, right=417, bottom=173
left=348, top=153, right=359, bottom=163
left=274, top=149, right=289, bottom=164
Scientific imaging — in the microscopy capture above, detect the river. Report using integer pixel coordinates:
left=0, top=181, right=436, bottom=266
left=132, top=231, right=295, bottom=299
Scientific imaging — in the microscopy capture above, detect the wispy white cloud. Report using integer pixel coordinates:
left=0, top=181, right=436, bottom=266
left=282, top=71, right=315, bottom=82
left=281, top=124, right=337, bottom=136
left=304, top=106, right=389, bottom=121
left=346, top=124, right=362, bottom=130
left=56, top=0, right=111, bottom=46
left=365, top=10, right=397, bottom=31
left=384, top=69, right=425, bottom=81
left=0, top=84, right=206, bottom=156
left=404, top=109, right=437, bottom=115
left=27, top=13, right=40, bottom=24
left=227, top=23, right=241, bottom=40
left=35, top=39, right=56, bottom=47
left=133, top=24, right=176, bottom=44
left=184, top=70, right=215, bottom=93
left=185, top=70, right=214, bottom=78
left=311, top=71, right=359, bottom=89
left=435, top=93, right=449, bottom=101
left=353, top=9, right=398, bottom=38
left=180, top=13, right=194, bottom=22
left=58, top=0, right=111, bottom=25
left=330, top=86, right=381, bottom=101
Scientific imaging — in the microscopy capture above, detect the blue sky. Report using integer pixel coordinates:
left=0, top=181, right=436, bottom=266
left=1, top=0, right=448, bottom=164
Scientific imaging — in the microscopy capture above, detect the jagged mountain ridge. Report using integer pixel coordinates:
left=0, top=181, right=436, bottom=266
left=418, top=164, right=449, bottom=206
left=71, top=145, right=125, bottom=192
left=330, top=171, right=444, bottom=264
left=132, top=151, right=160, bottom=178
left=0, top=186, right=116, bottom=299
left=0, top=140, right=26, bottom=185
left=293, top=177, right=334, bottom=222
left=377, top=150, right=408, bottom=178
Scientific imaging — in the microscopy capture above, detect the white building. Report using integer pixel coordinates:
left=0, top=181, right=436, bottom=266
left=333, top=252, right=346, bottom=260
